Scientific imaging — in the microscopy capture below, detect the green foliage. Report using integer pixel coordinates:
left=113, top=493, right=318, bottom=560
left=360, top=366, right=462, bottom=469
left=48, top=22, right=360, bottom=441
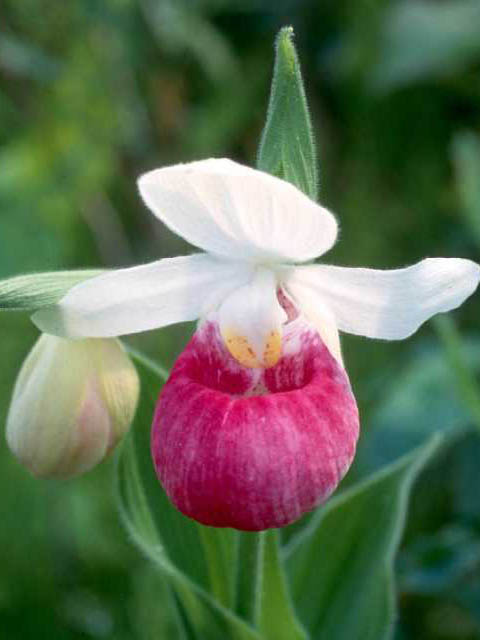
left=434, top=317, right=480, bottom=433
left=1, top=2, right=480, bottom=638
left=369, top=0, right=480, bottom=92
left=118, top=349, right=444, bottom=640
left=355, top=341, right=474, bottom=480
left=257, top=531, right=307, bottom=640
left=0, top=270, right=104, bottom=311
left=117, top=352, right=262, bottom=640
left=257, top=27, right=318, bottom=200
left=285, top=436, right=443, bottom=640
left=234, top=533, right=264, bottom=624
left=139, top=0, right=239, bottom=84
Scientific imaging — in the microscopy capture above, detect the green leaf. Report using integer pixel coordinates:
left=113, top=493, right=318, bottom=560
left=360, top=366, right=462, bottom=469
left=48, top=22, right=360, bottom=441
left=0, top=270, right=105, bottom=311
left=257, top=26, right=318, bottom=200
left=284, top=434, right=443, bottom=640
left=117, top=351, right=259, bottom=640
left=355, top=337, right=480, bottom=479
left=257, top=530, right=308, bottom=640
left=451, top=130, right=480, bottom=251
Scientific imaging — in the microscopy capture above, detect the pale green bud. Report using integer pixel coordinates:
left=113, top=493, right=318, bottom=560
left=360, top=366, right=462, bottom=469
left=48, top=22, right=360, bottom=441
left=6, top=334, right=139, bottom=479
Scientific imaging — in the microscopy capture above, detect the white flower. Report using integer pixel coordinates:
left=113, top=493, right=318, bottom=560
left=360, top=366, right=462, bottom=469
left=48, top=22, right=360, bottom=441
left=33, top=159, right=480, bottom=367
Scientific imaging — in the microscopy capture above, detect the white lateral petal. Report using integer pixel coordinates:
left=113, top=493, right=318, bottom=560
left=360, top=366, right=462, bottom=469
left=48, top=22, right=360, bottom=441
left=282, top=280, right=343, bottom=365
left=288, top=258, right=480, bottom=340
left=33, top=254, right=252, bottom=338
left=138, top=158, right=338, bottom=263
left=218, top=268, right=286, bottom=368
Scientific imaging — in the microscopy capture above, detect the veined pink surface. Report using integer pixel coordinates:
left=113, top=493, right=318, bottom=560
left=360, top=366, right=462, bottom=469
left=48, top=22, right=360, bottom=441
left=152, top=318, right=359, bottom=531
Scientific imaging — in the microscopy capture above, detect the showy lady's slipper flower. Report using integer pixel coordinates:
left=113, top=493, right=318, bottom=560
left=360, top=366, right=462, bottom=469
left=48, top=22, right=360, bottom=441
left=7, top=335, right=139, bottom=478
left=34, top=159, right=480, bottom=528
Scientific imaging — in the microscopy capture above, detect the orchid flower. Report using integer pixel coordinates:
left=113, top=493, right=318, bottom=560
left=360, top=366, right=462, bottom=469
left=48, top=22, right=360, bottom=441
left=33, top=158, right=480, bottom=530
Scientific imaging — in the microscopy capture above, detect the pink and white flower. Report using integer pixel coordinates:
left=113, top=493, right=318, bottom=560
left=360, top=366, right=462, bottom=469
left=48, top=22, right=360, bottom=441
left=34, top=159, right=480, bottom=529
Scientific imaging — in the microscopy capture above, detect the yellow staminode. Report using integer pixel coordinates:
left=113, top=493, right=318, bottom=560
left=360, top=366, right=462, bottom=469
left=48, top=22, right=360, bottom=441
left=222, top=328, right=282, bottom=368
left=262, top=329, right=282, bottom=367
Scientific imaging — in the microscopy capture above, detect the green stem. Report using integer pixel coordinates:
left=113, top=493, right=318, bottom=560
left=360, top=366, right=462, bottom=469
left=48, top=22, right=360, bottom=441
left=434, top=316, right=480, bottom=431
left=234, top=531, right=265, bottom=624
left=198, top=527, right=233, bottom=608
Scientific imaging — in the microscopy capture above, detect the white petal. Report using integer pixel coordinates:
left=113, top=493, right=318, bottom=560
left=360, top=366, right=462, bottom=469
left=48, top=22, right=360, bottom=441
left=282, top=280, right=343, bottom=365
left=138, top=158, right=338, bottom=263
left=287, top=258, right=480, bottom=340
left=218, top=268, right=286, bottom=368
left=33, top=254, right=252, bottom=338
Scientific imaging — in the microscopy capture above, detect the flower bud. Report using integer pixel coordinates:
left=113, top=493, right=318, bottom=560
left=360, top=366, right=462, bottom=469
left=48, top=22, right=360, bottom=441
left=6, top=334, right=139, bottom=479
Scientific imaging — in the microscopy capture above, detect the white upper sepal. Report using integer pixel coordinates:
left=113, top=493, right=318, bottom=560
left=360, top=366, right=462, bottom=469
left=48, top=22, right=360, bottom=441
left=33, top=254, right=252, bottom=338
left=288, top=258, right=480, bottom=340
left=138, top=158, right=338, bottom=263
left=218, top=268, right=286, bottom=368
left=6, top=335, right=139, bottom=479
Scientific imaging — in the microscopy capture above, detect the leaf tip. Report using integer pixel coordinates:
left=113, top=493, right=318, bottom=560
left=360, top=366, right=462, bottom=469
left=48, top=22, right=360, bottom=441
left=275, top=26, right=297, bottom=71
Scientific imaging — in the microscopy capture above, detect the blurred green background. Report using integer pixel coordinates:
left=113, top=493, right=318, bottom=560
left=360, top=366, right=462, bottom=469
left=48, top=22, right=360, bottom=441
left=2, top=1, right=480, bottom=638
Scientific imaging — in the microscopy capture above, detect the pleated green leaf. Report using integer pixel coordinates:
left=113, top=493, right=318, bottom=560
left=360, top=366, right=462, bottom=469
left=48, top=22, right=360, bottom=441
left=117, top=350, right=258, bottom=640
left=257, top=27, right=318, bottom=200
left=284, top=434, right=443, bottom=640
left=0, top=270, right=104, bottom=311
